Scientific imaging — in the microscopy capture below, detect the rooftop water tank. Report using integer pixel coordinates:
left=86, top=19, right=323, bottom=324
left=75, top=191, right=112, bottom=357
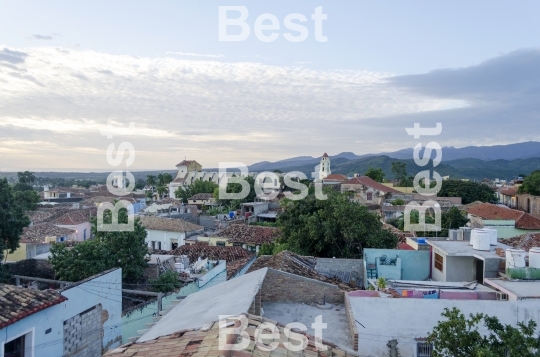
left=417, top=238, right=427, bottom=244
left=483, top=228, right=498, bottom=245
left=506, top=249, right=526, bottom=270
left=470, top=229, right=485, bottom=246
left=473, top=231, right=491, bottom=251
left=529, top=247, right=540, bottom=269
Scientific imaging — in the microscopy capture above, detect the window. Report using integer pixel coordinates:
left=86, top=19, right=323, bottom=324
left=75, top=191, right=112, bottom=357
left=435, top=253, right=444, bottom=272
left=151, top=241, right=155, bottom=250
left=83, top=229, right=87, bottom=240
left=366, top=192, right=373, bottom=201
left=216, top=241, right=225, bottom=247
left=3, top=331, right=32, bottom=357
left=157, top=241, right=161, bottom=250
left=417, top=342, right=433, bottom=357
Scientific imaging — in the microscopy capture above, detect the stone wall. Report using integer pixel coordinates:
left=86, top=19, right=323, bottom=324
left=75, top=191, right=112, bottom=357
left=344, top=293, right=359, bottom=351
left=260, top=269, right=344, bottom=304
left=63, top=304, right=103, bottom=357
left=516, top=193, right=540, bottom=219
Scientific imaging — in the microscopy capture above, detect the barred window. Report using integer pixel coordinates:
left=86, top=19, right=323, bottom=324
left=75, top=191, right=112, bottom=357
left=435, top=253, right=444, bottom=272
left=417, top=342, right=433, bottom=357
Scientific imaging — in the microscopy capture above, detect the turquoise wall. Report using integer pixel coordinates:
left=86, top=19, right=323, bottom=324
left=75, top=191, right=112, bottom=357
left=364, top=248, right=430, bottom=282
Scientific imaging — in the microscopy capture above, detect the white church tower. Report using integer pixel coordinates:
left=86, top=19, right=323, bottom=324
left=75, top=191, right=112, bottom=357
left=318, top=153, right=331, bottom=180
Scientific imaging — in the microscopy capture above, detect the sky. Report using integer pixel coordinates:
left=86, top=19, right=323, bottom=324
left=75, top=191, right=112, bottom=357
left=1, top=1, right=540, bottom=171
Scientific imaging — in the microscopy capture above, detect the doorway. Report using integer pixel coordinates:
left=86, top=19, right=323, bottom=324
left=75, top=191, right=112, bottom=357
left=475, top=258, right=484, bottom=284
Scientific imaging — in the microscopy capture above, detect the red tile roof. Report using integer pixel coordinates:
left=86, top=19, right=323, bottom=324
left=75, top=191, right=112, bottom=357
left=52, top=208, right=96, bottom=225
left=0, top=285, right=67, bottom=329
left=324, top=174, right=348, bottom=182
left=168, top=244, right=253, bottom=264
left=176, top=160, right=200, bottom=167
left=499, top=187, right=518, bottom=196
left=499, top=233, right=540, bottom=252
left=398, top=243, right=415, bottom=250
left=20, top=223, right=76, bottom=243
left=188, top=193, right=214, bottom=200
left=213, top=225, right=281, bottom=245
left=322, top=152, right=329, bottom=158
left=467, top=203, right=540, bottom=229
left=342, top=176, right=401, bottom=193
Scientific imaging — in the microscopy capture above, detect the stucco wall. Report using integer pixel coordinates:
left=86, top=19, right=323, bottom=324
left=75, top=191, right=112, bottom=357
left=364, top=249, right=430, bottom=281
left=349, top=297, right=540, bottom=357
left=516, top=193, right=540, bottom=218
left=0, top=269, right=122, bottom=357
left=445, top=256, right=475, bottom=282
left=145, top=229, right=186, bottom=251
left=57, top=222, right=92, bottom=241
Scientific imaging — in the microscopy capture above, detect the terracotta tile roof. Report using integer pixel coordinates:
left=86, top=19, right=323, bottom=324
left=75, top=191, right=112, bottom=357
left=467, top=203, right=540, bottom=229
left=322, top=152, right=329, bottom=158
left=188, top=193, right=214, bottom=200
left=342, top=176, right=401, bottom=194
left=156, top=198, right=182, bottom=205
left=213, top=225, right=281, bottom=245
left=500, top=233, right=540, bottom=252
left=104, top=313, right=350, bottom=357
left=499, top=187, right=518, bottom=196
left=176, top=160, right=199, bottom=167
left=0, top=285, right=67, bottom=329
left=171, top=177, right=184, bottom=184
left=25, top=210, right=54, bottom=224
left=324, top=174, right=348, bottom=181
left=247, top=251, right=357, bottom=291
left=226, top=257, right=253, bottom=279
left=52, top=208, right=96, bottom=225
left=168, top=244, right=254, bottom=264
left=20, top=223, right=76, bottom=243
left=139, top=216, right=203, bottom=233
left=381, top=222, right=414, bottom=244
left=398, top=243, right=415, bottom=250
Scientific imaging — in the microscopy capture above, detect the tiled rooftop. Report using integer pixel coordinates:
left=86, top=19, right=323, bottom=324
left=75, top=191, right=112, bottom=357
left=213, top=225, right=281, bottom=245
left=104, top=313, right=351, bottom=357
left=226, top=257, right=253, bottom=279
left=468, top=203, right=540, bottom=229
left=248, top=251, right=357, bottom=291
left=20, top=223, right=76, bottom=243
left=53, top=208, right=96, bottom=225
left=500, top=232, right=540, bottom=252
left=139, top=216, right=203, bottom=233
left=341, top=176, right=401, bottom=193
left=188, top=193, right=214, bottom=200
left=0, top=284, right=67, bottom=329
left=168, top=244, right=254, bottom=264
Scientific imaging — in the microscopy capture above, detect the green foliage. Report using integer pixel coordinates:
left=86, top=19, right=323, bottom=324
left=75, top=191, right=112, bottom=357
left=146, top=175, right=156, bottom=186
left=17, top=171, right=35, bottom=184
left=150, top=271, right=180, bottom=293
left=212, top=175, right=256, bottom=208
left=258, top=242, right=276, bottom=256
left=49, top=209, right=149, bottom=282
left=0, top=179, right=30, bottom=263
left=391, top=162, right=412, bottom=187
left=392, top=198, right=405, bottom=206
left=376, top=277, right=387, bottom=289
left=438, top=179, right=496, bottom=204
left=250, top=222, right=279, bottom=227
left=396, top=207, right=468, bottom=237
left=14, top=190, right=41, bottom=211
left=519, top=170, right=540, bottom=196
left=364, top=167, right=385, bottom=183
left=176, top=179, right=218, bottom=203
left=428, top=307, right=540, bottom=357
left=277, top=190, right=398, bottom=258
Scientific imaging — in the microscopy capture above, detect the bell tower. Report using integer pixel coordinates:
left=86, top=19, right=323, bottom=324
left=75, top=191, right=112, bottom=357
left=319, top=153, right=331, bottom=180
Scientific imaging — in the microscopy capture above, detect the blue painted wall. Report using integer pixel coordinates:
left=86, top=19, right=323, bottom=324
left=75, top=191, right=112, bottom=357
left=364, top=248, right=430, bottom=282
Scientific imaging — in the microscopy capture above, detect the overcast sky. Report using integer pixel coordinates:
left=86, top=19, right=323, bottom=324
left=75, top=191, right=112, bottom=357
left=1, top=1, right=540, bottom=171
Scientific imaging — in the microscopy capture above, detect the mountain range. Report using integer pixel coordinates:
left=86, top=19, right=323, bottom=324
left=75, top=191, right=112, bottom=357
left=247, top=141, right=540, bottom=181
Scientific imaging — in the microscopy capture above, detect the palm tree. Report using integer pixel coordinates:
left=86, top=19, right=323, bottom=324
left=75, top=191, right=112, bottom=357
left=163, top=173, right=173, bottom=185
left=17, top=171, right=35, bottom=184
left=157, top=173, right=166, bottom=186
left=156, top=184, right=167, bottom=199
left=146, top=175, right=156, bottom=189
left=17, top=172, right=26, bottom=183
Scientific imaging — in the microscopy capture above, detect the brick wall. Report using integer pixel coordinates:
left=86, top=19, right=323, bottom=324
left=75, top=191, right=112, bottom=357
left=260, top=269, right=344, bottom=304
left=344, top=293, right=359, bottom=351
left=248, top=289, right=262, bottom=315
left=63, top=304, right=103, bottom=357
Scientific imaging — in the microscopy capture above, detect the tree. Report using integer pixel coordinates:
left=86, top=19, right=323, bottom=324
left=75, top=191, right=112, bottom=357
left=210, top=175, right=256, bottom=209
left=277, top=190, right=398, bottom=258
left=176, top=179, right=219, bottom=203
left=49, top=208, right=149, bottom=282
left=395, top=206, right=468, bottom=237
left=17, top=171, right=35, bottom=184
left=13, top=190, right=41, bottom=211
left=146, top=175, right=156, bottom=188
left=438, top=179, right=496, bottom=204
left=162, top=173, right=173, bottom=185
left=365, top=167, right=385, bottom=183
left=150, top=271, right=180, bottom=293
left=428, top=307, right=540, bottom=357
left=519, top=170, right=540, bottom=196
left=391, top=162, right=411, bottom=187
left=0, top=179, right=30, bottom=264
left=156, top=184, right=168, bottom=199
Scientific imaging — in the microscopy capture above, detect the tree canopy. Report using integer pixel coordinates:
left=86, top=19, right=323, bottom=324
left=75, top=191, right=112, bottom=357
left=519, top=170, right=540, bottom=196
left=212, top=175, right=257, bottom=209
left=364, top=167, right=385, bottom=183
left=0, top=179, right=30, bottom=264
left=49, top=207, right=149, bottom=282
left=438, top=179, right=496, bottom=204
left=11, top=182, right=40, bottom=211
left=276, top=190, right=398, bottom=258
left=428, top=307, right=540, bottom=357
left=391, top=162, right=412, bottom=187
left=176, top=179, right=219, bottom=203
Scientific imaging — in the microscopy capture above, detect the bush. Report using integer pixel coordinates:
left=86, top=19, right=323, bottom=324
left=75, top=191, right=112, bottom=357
left=150, top=271, right=181, bottom=293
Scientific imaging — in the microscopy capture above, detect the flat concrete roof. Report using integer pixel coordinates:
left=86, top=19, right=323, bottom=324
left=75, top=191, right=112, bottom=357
left=428, top=240, right=511, bottom=259
left=485, top=278, right=540, bottom=299
left=368, top=279, right=496, bottom=293
left=138, top=267, right=268, bottom=342
left=263, top=302, right=354, bottom=353
left=148, top=254, right=175, bottom=264
left=257, top=212, right=277, bottom=218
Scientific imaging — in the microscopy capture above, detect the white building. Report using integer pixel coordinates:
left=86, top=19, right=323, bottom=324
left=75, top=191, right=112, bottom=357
left=312, top=152, right=331, bottom=181
left=139, top=216, right=204, bottom=251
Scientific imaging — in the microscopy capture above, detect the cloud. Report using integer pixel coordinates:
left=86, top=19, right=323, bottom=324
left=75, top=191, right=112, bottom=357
left=166, top=51, right=225, bottom=58
left=32, top=34, right=53, bottom=40
left=0, top=48, right=28, bottom=64
left=1, top=45, right=536, bottom=170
